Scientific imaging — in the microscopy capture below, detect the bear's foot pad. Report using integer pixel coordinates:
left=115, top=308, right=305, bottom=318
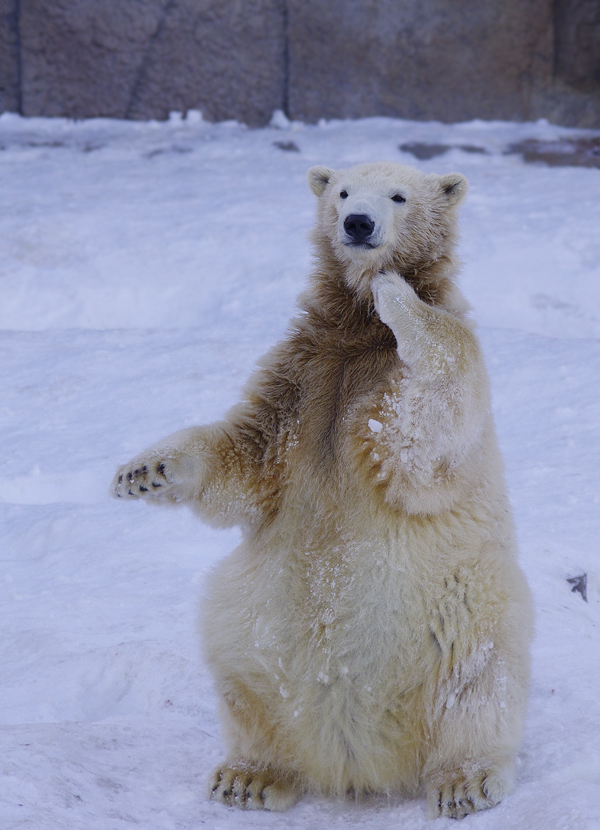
left=209, top=762, right=299, bottom=811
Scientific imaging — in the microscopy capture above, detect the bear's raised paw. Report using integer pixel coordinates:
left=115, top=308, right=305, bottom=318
left=371, top=270, right=415, bottom=318
left=111, top=452, right=196, bottom=503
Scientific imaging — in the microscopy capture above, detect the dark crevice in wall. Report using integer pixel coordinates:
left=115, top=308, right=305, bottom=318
left=125, top=0, right=177, bottom=119
left=552, top=0, right=560, bottom=80
left=282, top=0, right=290, bottom=118
left=14, top=0, right=22, bottom=113
left=2, top=0, right=22, bottom=113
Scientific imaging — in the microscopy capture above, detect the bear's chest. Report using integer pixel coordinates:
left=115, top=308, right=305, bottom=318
left=291, top=344, right=401, bottom=467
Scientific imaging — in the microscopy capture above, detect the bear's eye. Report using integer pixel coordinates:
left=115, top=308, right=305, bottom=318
left=391, top=194, right=406, bottom=204
left=340, top=190, right=348, bottom=199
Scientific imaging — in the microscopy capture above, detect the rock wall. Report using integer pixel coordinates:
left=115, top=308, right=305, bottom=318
left=1, top=0, right=599, bottom=127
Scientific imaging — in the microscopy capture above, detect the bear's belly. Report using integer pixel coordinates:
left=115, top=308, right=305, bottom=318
left=201, top=495, right=515, bottom=793
left=202, top=517, right=453, bottom=789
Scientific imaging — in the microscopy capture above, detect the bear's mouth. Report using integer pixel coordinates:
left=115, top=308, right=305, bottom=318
left=343, top=240, right=378, bottom=250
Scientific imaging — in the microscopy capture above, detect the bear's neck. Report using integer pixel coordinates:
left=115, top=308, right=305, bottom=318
left=300, top=258, right=391, bottom=351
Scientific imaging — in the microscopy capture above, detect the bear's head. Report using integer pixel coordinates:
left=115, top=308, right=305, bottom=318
left=307, top=162, right=468, bottom=306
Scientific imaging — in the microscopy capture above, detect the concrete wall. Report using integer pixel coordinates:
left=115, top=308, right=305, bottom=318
left=1, top=0, right=599, bottom=128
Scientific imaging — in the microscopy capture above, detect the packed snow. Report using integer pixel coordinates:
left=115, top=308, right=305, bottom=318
left=0, top=110, right=599, bottom=830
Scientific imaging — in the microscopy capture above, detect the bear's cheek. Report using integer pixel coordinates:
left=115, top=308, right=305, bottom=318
left=323, top=203, right=342, bottom=240
left=386, top=216, right=426, bottom=260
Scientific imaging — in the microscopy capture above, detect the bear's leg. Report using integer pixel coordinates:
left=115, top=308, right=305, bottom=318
left=420, top=572, right=530, bottom=819
left=209, top=762, right=299, bottom=811
left=422, top=668, right=524, bottom=821
left=206, top=672, right=302, bottom=811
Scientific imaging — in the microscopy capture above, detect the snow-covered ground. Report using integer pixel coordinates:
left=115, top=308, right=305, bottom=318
left=0, top=111, right=599, bottom=830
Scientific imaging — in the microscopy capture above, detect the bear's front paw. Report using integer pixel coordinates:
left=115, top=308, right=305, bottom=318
left=111, top=452, right=197, bottom=503
left=371, top=271, right=416, bottom=328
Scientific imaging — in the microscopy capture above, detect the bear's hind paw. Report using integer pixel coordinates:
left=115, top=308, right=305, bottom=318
left=209, top=762, right=299, bottom=812
left=428, top=766, right=512, bottom=820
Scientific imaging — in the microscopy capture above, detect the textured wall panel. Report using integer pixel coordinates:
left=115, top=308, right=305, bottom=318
left=287, top=0, right=553, bottom=123
left=19, top=0, right=286, bottom=124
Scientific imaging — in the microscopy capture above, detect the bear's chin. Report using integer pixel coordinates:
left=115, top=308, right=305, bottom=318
left=339, top=239, right=389, bottom=267
left=339, top=243, right=394, bottom=295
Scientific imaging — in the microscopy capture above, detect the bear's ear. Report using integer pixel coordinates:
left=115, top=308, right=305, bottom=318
left=438, top=173, right=468, bottom=206
left=307, top=166, right=335, bottom=197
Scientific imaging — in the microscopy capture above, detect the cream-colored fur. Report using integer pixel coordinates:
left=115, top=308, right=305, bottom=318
left=111, top=162, right=533, bottom=819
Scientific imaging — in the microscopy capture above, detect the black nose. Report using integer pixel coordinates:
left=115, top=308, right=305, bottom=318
left=344, top=214, right=375, bottom=244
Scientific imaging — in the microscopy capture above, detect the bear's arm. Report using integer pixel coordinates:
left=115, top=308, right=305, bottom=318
left=110, top=396, right=288, bottom=529
left=368, top=272, right=491, bottom=514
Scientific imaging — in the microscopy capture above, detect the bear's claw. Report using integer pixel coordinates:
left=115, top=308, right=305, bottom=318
left=111, top=457, right=173, bottom=500
left=428, top=767, right=510, bottom=820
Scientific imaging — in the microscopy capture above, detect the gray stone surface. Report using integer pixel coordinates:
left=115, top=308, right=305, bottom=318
left=2, top=0, right=599, bottom=128
left=287, top=0, right=554, bottom=123
left=124, top=0, right=286, bottom=125
left=554, top=0, right=600, bottom=92
left=0, top=0, right=20, bottom=112
left=19, top=0, right=166, bottom=118
left=18, top=0, right=286, bottom=124
left=531, top=0, right=600, bottom=128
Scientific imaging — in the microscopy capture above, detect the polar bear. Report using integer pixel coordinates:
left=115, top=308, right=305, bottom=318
left=112, top=162, right=533, bottom=820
